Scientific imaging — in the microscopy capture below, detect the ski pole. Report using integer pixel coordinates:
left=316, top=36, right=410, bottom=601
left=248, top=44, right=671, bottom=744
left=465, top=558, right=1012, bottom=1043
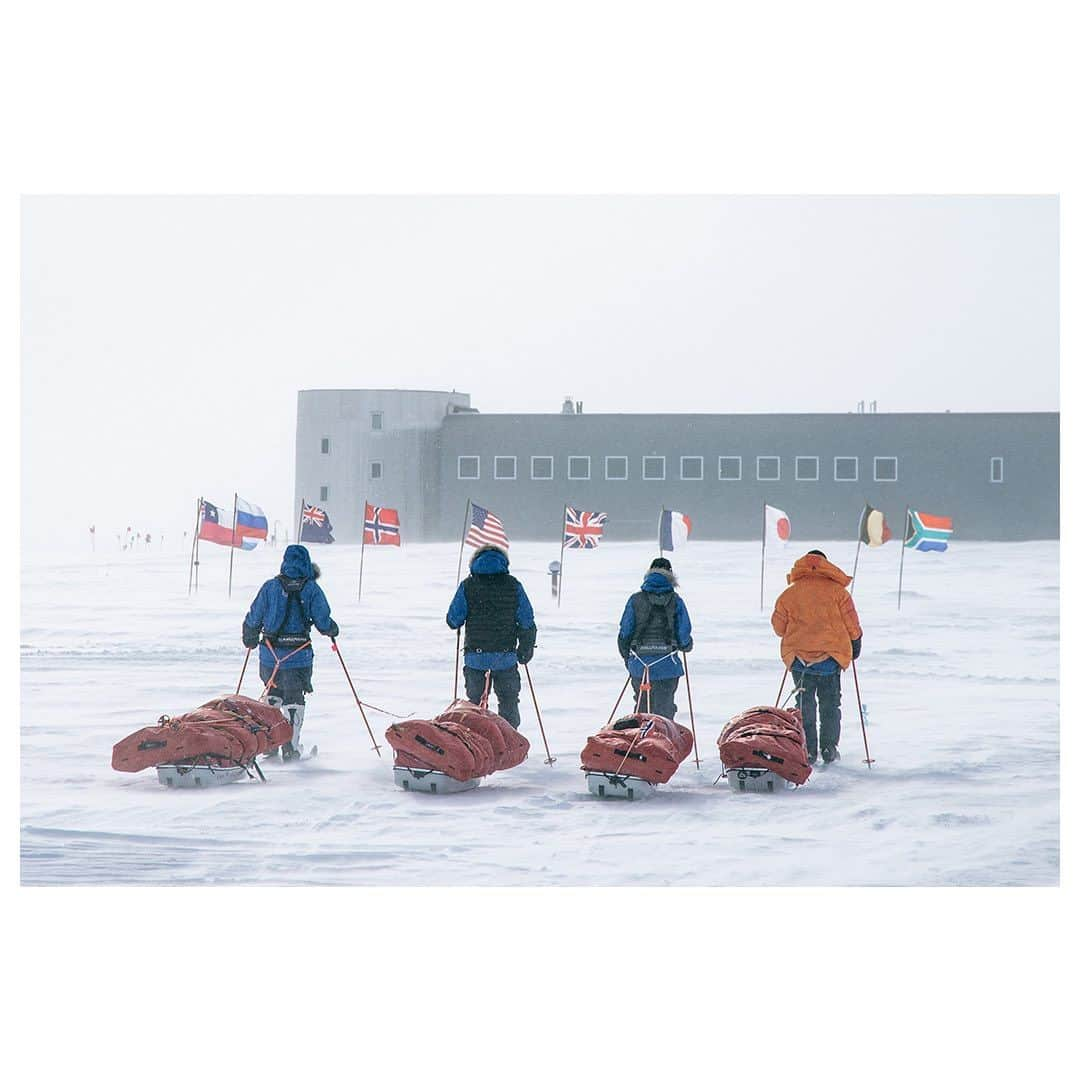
left=606, top=673, right=632, bottom=725
left=453, top=627, right=461, bottom=700
left=236, top=647, right=252, bottom=696
left=774, top=667, right=787, bottom=707
left=682, top=651, right=702, bottom=769
left=330, top=639, right=382, bottom=756
left=851, top=659, right=874, bottom=769
left=523, top=663, right=555, bottom=766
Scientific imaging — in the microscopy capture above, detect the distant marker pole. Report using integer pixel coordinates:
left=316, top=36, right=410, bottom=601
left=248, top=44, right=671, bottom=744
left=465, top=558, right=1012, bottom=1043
left=188, top=497, right=202, bottom=596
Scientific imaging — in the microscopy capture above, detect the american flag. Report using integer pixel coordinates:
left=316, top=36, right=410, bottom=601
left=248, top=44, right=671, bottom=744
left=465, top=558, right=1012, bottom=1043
left=563, top=507, right=607, bottom=549
left=466, top=503, right=509, bottom=549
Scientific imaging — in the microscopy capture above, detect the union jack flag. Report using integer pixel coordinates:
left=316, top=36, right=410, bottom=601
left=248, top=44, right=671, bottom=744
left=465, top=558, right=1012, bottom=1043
left=638, top=718, right=655, bottom=738
left=563, top=507, right=607, bottom=549
left=299, top=501, right=335, bottom=544
left=364, top=502, right=401, bottom=546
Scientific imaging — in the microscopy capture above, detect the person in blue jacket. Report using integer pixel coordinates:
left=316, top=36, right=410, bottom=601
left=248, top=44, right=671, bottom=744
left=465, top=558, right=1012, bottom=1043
left=446, top=545, right=536, bottom=728
left=242, top=544, right=339, bottom=760
left=617, top=557, right=693, bottom=720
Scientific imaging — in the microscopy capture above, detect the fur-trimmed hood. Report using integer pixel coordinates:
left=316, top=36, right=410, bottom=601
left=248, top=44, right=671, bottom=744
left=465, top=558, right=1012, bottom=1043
left=641, top=567, right=678, bottom=592
left=469, top=544, right=510, bottom=575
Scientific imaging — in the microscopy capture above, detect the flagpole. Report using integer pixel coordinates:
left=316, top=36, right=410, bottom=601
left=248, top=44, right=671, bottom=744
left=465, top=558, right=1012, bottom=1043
left=187, top=497, right=202, bottom=596
left=659, top=505, right=665, bottom=558
left=897, top=506, right=910, bottom=611
left=358, top=499, right=368, bottom=601
left=455, top=499, right=471, bottom=586
left=759, top=500, right=767, bottom=612
left=296, top=496, right=304, bottom=545
left=557, top=504, right=567, bottom=608
left=227, top=492, right=238, bottom=598
left=851, top=515, right=863, bottom=594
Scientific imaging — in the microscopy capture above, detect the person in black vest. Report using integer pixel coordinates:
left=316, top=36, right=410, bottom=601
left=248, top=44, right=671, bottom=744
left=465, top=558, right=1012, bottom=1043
left=446, top=545, right=536, bottom=728
left=242, top=544, right=339, bottom=760
left=616, top=557, right=693, bottom=720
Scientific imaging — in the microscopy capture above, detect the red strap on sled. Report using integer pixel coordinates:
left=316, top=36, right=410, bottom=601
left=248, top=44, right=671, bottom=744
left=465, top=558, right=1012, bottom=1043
left=480, top=670, right=492, bottom=711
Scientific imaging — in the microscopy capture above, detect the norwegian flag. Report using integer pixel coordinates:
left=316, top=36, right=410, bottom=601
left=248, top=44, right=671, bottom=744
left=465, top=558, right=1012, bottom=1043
left=364, top=502, right=401, bottom=546
left=563, top=507, right=607, bottom=549
left=299, top=501, right=335, bottom=544
left=638, top=718, right=655, bottom=739
left=465, top=503, right=509, bottom=549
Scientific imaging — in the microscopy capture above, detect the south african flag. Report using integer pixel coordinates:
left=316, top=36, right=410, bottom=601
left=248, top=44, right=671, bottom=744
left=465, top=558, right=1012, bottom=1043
left=905, top=510, right=953, bottom=552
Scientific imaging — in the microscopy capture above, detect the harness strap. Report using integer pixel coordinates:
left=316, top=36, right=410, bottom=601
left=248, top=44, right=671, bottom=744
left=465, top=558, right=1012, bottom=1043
left=260, top=640, right=313, bottom=701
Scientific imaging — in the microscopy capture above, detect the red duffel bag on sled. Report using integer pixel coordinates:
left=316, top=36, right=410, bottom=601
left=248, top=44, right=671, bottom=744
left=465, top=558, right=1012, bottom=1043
left=385, top=700, right=530, bottom=782
left=580, top=713, right=694, bottom=784
left=717, top=705, right=813, bottom=786
left=111, top=695, right=293, bottom=772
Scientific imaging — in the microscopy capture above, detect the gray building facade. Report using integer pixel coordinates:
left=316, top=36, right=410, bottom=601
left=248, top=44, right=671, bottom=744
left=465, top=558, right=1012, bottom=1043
left=297, top=390, right=1059, bottom=542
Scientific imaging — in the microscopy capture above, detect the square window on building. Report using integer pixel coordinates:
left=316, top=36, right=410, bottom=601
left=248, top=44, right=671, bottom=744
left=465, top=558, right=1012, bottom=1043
left=874, top=456, right=898, bottom=482
left=371, top=412, right=383, bottom=431
left=457, top=455, right=480, bottom=480
left=494, top=455, right=517, bottom=480
left=370, top=461, right=382, bottom=480
left=990, top=456, right=1004, bottom=483
left=718, top=456, right=742, bottom=480
left=568, top=455, right=591, bottom=480
left=605, top=456, right=628, bottom=480
left=320, top=437, right=330, bottom=454
left=642, top=456, right=665, bottom=480
left=680, top=456, right=704, bottom=480
left=531, top=456, right=553, bottom=480
left=796, top=456, right=819, bottom=481
left=319, top=485, right=328, bottom=502
left=757, top=456, right=780, bottom=481
left=834, top=456, right=858, bottom=482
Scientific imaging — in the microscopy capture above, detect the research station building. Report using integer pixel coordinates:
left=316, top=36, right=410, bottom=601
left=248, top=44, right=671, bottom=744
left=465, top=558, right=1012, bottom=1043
left=295, top=388, right=1059, bottom=543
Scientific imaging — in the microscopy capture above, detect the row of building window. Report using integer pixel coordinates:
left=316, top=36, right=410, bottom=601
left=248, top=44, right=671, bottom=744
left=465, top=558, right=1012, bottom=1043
left=456, top=454, right=1007, bottom=483
left=320, top=414, right=383, bottom=454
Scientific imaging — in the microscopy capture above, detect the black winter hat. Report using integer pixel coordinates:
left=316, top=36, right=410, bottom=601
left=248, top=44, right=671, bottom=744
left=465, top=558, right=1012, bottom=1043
left=650, top=557, right=673, bottom=572
left=807, top=549, right=827, bottom=559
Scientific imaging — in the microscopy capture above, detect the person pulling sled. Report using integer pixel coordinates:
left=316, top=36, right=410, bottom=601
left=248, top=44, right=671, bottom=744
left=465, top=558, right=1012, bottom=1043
left=617, top=557, right=694, bottom=721
left=771, top=549, right=863, bottom=765
left=446, top=545, right=536, bottom=729
left=242, top=543, right=339, bottom=760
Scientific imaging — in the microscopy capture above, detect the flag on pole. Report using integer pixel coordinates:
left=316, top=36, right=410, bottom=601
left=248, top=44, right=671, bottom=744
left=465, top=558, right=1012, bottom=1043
left=364, top=502, right=402, bottom=546
left=658, top=509, right=691, bottom=552
left=765, top=505, right=791, bottom=547
left=858, top=503, right=892, bottom=546
left=235, top=497, right=269, bottom=541
left=465, top=503, right=509, bottom=549
left=563, top=507, right=607, bottom=549
left=905, top=510, right=953, bottom=552
left=199, top=500, right=256, bottom=548
left=299, top=501, right=335, bottom=544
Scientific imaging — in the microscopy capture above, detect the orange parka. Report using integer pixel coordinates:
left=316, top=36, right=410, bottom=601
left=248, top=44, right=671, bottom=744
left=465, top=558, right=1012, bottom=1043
left=771, top=553, right=863, bottom=670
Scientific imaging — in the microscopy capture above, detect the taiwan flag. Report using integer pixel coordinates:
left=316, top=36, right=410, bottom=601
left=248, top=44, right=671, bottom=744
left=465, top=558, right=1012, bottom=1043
left=364, top=502, right=401, bottom=546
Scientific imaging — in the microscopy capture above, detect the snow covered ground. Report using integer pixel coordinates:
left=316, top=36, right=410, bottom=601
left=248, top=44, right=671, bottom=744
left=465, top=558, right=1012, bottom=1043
left=20, top=538, right=1059, bottom=886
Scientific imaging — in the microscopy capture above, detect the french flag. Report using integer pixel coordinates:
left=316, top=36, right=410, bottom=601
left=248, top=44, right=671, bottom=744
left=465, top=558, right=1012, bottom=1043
left=235, top=497, right=269, bottom=541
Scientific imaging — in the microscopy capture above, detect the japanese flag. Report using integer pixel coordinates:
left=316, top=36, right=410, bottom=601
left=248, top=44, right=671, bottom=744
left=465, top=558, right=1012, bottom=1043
left=765, top=504, right=791, bottom=547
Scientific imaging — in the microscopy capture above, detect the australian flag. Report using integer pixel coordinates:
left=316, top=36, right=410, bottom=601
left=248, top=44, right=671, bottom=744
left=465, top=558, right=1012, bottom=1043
left=299, top=501, right=335, bottom=544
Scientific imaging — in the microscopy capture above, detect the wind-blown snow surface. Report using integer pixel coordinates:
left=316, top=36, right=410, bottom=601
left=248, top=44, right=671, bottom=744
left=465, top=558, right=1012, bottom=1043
left=21, top=540, right=1058, bottom=886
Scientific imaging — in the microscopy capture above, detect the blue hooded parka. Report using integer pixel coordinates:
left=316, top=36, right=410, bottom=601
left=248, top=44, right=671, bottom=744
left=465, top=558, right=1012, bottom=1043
left=243, top=545, right=337, bottom=671
left=618, top=570, right=693, bottom=681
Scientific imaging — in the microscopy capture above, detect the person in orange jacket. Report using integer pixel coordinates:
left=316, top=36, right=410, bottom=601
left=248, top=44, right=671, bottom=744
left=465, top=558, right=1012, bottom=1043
left=771, top=550, right=863, bottom=764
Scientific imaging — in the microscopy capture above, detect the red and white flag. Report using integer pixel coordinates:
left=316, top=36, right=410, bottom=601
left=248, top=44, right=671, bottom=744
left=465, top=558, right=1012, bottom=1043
left=765, top=504, right=791, bottom=547
left=363, top=502, right=401, bottom=546
left=466, top=503, right=509, bottom=549
left=564, top=507, right=607, bottom=549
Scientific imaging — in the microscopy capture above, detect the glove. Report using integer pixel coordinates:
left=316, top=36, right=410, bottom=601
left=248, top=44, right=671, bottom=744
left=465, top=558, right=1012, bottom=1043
left=617, top=637, right=631, bottom=662
left=851, top=636, right=862, bottom=660
left=517, top=625, right=536, bottom=666
left=680, top=637, right=694, bottom=654
left=242, top=622, right=260, bottom=649
left=322, top=619, right=340, bottom=639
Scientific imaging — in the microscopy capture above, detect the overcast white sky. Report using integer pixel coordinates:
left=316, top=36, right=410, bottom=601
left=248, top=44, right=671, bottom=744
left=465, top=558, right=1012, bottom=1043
left=20, top=195, right=1058, bottom=544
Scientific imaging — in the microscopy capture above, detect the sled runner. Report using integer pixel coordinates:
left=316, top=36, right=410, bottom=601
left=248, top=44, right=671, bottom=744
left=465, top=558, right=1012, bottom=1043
left=112, top=695, right=294, bottom=782
left=581, top=712, right=695, bottom=796
left=385, top=699, right=530, bottom=791
left=717, top=705, right=813, bottom=788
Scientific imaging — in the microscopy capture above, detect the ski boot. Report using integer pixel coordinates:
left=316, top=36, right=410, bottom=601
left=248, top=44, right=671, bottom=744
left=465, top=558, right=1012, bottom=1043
left=280, top=702, right=306, bottom=762
left=821, top=745, right=840, bottom=764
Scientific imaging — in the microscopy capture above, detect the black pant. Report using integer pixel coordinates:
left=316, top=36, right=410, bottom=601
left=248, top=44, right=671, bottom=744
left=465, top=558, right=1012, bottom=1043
left=464, top=666, right=522, bottom=728
left=794, top=669, right=841, bottom=757
left=259, top=665, right=313, bottom=708
left=630, top=676, right=680, bottom=720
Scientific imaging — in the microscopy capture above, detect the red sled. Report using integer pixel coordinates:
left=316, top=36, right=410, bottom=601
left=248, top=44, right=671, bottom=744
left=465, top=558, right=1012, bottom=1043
left=717, top=705, right=813, bottom=786
left=580, top=712, right=694, bottom=784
